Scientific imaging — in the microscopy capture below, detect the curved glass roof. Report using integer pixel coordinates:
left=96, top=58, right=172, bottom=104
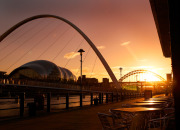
left=9, top=60, right=76, bottom=82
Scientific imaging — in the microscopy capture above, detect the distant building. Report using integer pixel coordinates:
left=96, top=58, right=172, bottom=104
left=86, top=78, right=98, bottom=84
left=77, top=75, right=98, bottom=85
left=102, top=78, right=110, bottom=88
left=0, top=71, right=7, bottom=83
left=8, top=60, right=76, bottom=82
left=102, top=78, right=109, bottom=84
left=0, top=71, right=7, bottom=78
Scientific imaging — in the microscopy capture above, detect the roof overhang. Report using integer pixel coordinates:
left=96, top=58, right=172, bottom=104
left=149, top=0, right=171, bottom=57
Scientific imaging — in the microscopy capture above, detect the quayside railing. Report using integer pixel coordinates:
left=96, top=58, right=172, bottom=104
left=0, top=83, right=164, bottom=120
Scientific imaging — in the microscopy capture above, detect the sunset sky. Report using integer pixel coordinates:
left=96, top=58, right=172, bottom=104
left=0, top=0, right=171, bottom=82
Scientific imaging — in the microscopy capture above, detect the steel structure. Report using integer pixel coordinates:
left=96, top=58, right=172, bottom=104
left=119, top=69, right=165, bottom=82
left=0, top=14, right=119, bottom=88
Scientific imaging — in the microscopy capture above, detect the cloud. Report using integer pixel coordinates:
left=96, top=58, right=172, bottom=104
left=64, top=52, right=79, bottom=59
left=121, top=41, right=138, bottom=60
left=121, top=41, right=130, bottom=46
left=97, top=46, right=105, bottom=49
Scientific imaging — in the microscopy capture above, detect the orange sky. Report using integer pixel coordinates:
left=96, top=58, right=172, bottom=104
left=0, top=0, right=171, bottom=82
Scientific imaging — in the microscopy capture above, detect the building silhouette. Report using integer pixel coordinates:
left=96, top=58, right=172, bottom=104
left=8, top=60, right=76, bottom=83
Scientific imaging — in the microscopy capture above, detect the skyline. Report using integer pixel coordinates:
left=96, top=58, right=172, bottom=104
left=0, top=0, right=171, bottom=81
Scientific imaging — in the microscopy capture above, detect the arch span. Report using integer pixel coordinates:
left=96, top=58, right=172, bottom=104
left=0, top=14, right=119, bottom=88
left=119, top=69, right=165, bottom=82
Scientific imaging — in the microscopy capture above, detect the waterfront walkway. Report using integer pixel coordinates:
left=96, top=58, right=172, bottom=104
left=0, top=97, right=158, bottom=130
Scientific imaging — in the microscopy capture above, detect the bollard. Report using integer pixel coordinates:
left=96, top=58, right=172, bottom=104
left=20, top=93, right=25, bottom=117
left=27, top=102, right=36, bottom=116
left=47, top=93, right=51, bottom=112
left=35, top=94, right=44, bottom=110
left=94, top=97, right=99, bottom=105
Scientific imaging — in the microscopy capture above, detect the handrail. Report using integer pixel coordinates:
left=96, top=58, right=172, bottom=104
left=0, top=91, right=145, bottom=119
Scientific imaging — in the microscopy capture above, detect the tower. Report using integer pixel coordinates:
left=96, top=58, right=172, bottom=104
left=119, top=67, right=123, bottom=80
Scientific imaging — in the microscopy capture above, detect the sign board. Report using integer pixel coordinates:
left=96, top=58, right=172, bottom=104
left=166, top=74, right=172, bottom=82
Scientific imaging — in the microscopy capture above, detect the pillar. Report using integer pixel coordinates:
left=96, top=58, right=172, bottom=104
left=47, top=93, right=51, bottom=112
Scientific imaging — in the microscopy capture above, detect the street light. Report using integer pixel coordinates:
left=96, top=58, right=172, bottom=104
left=78, top=49, right=85, bottom=89
left=78, top=49, right=85, bottom=107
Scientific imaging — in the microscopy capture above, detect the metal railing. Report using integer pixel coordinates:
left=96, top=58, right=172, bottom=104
left=0, top=85, right=146, bottom=119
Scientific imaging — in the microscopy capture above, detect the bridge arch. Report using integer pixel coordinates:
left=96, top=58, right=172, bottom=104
left=119, top=69, right=165, bottom=82
left=0, top=14, right=119, bottom=88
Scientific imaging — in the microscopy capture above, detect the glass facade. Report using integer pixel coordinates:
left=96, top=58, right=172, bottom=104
left=9, top=60, right=76, bottom=82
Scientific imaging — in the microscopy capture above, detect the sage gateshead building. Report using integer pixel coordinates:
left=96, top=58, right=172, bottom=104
left=8, top=60, right=77, bottom=83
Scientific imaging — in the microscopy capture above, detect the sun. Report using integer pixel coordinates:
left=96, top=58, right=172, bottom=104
left=142, top=73, right=160, bottom=81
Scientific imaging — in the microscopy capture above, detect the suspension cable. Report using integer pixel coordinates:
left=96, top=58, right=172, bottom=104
left=89, top=56, right=98, bottom=78
left=86, top=56, right=98, bottom=85
left=0, top=19, right=41, bottom=45
left=0, top=21, right=51, bottom=63
left=5, top=22, right=62, bottom=71
left=64, top=39, right=84, bottom=68
left=82, top=46, right=91, bottom=63
left=52, top=33, right=76, bottom=61
left=0, top=20, right=43, bottom=52
left=36, top=26, right=71, bottom=60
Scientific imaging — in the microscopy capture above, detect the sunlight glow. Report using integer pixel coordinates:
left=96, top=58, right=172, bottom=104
left=122, top=71, right=162, bottom=82
left=142, top=73, right=160, bottom=81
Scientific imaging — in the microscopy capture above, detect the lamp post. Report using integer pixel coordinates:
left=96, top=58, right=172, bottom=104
left=78, top=49, right=85, bottom=107
left=78, top=49, right=85, bottom=89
